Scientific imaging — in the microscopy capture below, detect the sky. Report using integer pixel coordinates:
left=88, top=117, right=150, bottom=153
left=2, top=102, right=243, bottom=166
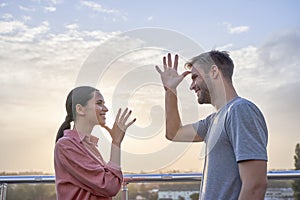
left=0, top=0, right=300, bottom=174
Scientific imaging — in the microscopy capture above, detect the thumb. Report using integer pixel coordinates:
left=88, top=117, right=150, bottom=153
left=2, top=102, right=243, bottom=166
left=181, top=71, right=191, bottom=78
left=102, top=125, right=112, bottom=133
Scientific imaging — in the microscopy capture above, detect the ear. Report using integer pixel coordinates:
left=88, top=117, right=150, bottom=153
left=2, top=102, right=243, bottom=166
left=210, top=65, right=219, bottom=79
left=75, top=104, right=86, bottom=116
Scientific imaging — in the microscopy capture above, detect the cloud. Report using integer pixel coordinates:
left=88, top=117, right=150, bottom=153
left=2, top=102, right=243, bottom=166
left=44, top=6, right=56, bottom=12
left=0, top=3, right=7, bottom=8
left=1, top=13, right=13, bottom=20
left=80, top=0, right=117, bottom=14
left=79, top=0, right=128, bottom=22
left=233, top=29, right=300, bottom=91
left=0, top=20, right=50, bottom=42
left=147, top=16, right=154, bottom=21
left=258, top=30, right=300, bottom=73
left=65, top=23, right=79, bottom=30
left=223, top=22, right=250, bottom=34
left=49, top=0, right=62, bottom=5
left=216, top=43, right=233, bottom=50
left=0, top=19, right=120, bottom=109
left=233, top=36, right=300, bottom=114
left=19, top=5, right=36, bottom=12
left=0, top=20, right=27, bottom=34
left=22, top=15, right=31, bottom=21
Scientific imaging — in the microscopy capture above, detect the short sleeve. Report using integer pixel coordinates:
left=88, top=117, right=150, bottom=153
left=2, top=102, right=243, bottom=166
left=192, top=113, right=216, bottom=139
left=226, top=101, right=268, bottom=162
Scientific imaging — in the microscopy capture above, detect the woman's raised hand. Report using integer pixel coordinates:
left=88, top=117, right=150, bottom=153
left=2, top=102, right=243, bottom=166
left=103, top=108, right=136, bottom=146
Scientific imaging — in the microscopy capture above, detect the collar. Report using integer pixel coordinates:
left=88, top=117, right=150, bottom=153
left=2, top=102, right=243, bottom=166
left=63, top=129, right=99, bottom=146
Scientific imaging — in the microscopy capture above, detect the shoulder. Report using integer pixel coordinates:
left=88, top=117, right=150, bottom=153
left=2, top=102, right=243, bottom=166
left=55, top=136, right=81, bottom=153
left=56, top=136, right=75, bottom=146
left=229, top=97, right=264, bottom=116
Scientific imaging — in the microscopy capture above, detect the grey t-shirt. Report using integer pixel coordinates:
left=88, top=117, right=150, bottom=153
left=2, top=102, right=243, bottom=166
left=193, top=97, right=268, bottom=200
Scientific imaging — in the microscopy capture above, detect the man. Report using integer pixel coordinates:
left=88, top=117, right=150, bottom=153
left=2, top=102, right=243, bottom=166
left=155, top=50, right=268, bottom=200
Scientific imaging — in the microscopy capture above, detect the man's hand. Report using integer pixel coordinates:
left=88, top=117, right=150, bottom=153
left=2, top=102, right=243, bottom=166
left=155, top=53, right=191, bottom=92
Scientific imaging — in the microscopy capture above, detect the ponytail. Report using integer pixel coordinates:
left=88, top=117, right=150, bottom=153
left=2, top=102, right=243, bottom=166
left=55, top=115, right=73, bottom=142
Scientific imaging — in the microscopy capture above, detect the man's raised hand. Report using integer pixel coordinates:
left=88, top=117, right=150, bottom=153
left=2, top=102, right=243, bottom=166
left=155, top=53, right=191, bottom=92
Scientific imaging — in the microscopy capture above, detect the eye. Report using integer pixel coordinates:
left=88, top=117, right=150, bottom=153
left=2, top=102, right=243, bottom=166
left=96, top=100, right=104, bottom=106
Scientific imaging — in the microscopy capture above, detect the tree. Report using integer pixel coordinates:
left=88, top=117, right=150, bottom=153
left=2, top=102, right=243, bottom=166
left=190, top=192, right=199, bottom=200
left=292, top=143, right=300, bottom=200
left=178, top=195, right=185, bottom=200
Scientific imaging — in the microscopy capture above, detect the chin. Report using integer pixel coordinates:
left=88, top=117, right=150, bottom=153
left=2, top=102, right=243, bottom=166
left=99, top=122, right=106, bottom=127
left=198, top=97, right=211, bottom=104
left=96, top=119, right=106, bottom=126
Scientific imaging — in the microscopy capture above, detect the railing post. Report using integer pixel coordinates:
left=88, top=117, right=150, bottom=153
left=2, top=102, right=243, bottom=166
left=0, top=183, right=7, bottom=200
left=121, top=182, right=128, bottom=200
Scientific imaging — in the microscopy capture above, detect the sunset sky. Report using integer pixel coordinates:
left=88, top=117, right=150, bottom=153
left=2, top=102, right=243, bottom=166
left=0, top=0, right=299, bottom=174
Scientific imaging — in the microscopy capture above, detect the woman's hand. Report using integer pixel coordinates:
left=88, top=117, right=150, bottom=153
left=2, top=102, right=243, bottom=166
left=103, top=108, right=136, bottom=146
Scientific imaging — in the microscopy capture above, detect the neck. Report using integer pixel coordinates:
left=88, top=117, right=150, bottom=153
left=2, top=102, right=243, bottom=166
left=212, top=81, right=238, bottom=110
left=73, top=119, right=94, bottom=137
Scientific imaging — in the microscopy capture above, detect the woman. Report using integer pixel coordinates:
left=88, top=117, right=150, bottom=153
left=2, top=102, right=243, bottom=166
left=54, top=86, right=136, bottom=200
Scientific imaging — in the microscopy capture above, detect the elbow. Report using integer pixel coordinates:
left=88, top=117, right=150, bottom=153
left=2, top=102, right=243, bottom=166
left=256, top=177, right=268, bottom=193
left=165, top=132, right=175, bottom=141
left=91, top=177, right=123, bottom=197
left=166, top=134, right=173, bottom=141
left=93, top=181, right=122, bottom=197
left=165, top=127, right=178, bottom=141
left=242, top=178, right=268, bottom=198
left=260, top=178, right=268, bottom=194
left=104, top=184, right=122, bottom=197
left=253, top=181, right=268, bottom=199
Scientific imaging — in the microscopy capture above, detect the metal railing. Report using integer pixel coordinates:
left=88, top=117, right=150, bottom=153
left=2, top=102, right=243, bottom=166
left=1, top=170, right=300, bottom=200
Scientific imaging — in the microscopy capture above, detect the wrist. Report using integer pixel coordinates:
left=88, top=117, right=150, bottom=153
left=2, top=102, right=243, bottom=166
left=165, top=88, right=177, bottom=96
left=112, top=140, right=121, bottom=147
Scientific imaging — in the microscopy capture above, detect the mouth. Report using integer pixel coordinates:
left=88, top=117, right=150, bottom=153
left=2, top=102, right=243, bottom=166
left=195, top=89, right=201, bottom=96
left=99, top=113, right=106, bottom=120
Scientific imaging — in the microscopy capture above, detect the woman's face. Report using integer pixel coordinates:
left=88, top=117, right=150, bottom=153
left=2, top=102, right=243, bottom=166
left=85, top=91, right=109, bottom=126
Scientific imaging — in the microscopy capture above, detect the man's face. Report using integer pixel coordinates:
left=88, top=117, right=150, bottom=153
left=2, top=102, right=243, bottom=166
left=189, top=65, right=211, bottom=104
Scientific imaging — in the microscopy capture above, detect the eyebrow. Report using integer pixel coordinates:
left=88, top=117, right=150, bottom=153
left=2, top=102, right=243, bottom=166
left=191, top=74, right=197, bottom=80
left=96, top=99, right=104, bottom=104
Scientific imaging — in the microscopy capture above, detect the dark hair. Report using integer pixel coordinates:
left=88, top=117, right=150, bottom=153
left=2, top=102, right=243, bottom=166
left=55, top=86, right=98, bottom=142
left=185, top=50, right=234, bottom=82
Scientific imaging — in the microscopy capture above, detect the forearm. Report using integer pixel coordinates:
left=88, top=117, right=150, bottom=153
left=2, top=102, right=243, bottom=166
left=109, top=142, right=121, bottom=166
left=165, top=89, right=181, bottom=140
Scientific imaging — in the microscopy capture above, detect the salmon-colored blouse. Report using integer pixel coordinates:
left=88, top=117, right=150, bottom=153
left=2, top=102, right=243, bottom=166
left=54, top=129, right=123, bottom=200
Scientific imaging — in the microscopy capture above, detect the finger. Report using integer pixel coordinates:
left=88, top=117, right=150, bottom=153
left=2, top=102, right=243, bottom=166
left=167, top=53, right=172, bottom=68
left=115, top=108, right=121, bottom=121
left=174, top=54, right=179, bottom=70
left=155, top=65, right=162, bottom=74
left=102, top=125, right=112, bottom=133
left=126, top=118, right=136, bottom=127
left=163, top=56, right=167, bottom=69
left=123, top=109, right=132, bottom=123
left=119, top=107, right=128, bottom=122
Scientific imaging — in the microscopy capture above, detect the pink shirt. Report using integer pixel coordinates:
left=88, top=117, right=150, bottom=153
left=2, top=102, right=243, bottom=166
left=54, top=129, right=123, bottom=200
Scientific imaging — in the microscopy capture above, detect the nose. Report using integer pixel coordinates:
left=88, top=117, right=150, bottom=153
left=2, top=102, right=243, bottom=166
left=103, top=105, right=109, bottom=112
left=190, top=81, right=195, bottom=91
